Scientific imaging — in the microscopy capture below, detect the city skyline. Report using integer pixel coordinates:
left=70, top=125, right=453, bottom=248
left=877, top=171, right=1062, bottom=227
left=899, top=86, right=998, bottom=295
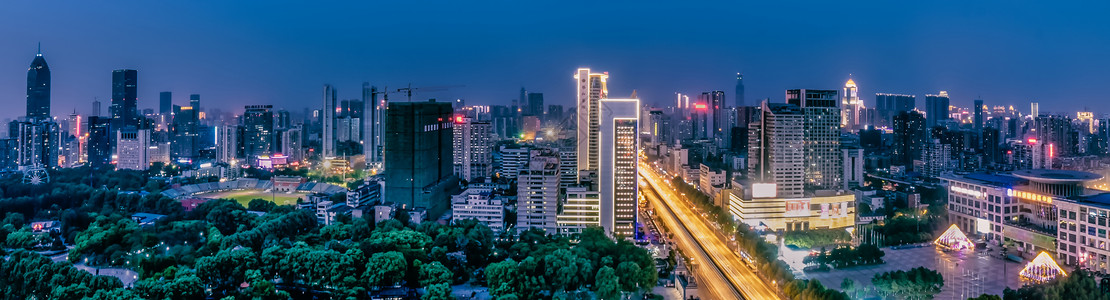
left=3, top=1, right=1110, bottom=121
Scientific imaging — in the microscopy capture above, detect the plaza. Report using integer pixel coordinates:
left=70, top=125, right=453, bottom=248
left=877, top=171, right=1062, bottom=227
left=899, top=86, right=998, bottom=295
left=804, top=244, right=1027, bottom=298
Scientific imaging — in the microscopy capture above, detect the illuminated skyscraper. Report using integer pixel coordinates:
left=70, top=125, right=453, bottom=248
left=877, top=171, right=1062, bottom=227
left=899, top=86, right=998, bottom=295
left=26, top=50, right=50, bottom=120
left=452, top=117, right=493, bottom=182
left=892, top=111, right=926, bottom=168
left=748, top=100, right=804, bottom=198
left=574, top=68, right=608, bottom=173
left=787, top=89, right=842, bottom=190
left=598, top=98, right=639, bottom=237
left=841, top=78, right=862, bottom=130
left=110, top=69, right=139, bottom=130
left=243, top=105, right=274, bottom=165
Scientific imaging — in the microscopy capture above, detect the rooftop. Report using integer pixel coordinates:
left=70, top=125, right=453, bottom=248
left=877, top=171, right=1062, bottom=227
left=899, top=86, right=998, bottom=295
left=1011, top=169, right=1102, bottom=184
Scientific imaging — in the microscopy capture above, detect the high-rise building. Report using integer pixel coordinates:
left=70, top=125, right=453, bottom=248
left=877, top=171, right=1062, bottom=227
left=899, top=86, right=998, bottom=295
left=516, top=150, right=560, bottom=233
left=735, top=73, right=745, bottom=107
left=14, top=121, right=58, bottom=168
left=216, top=125, right=239, bottom=165
left=92, top=99, right=102, bottom=117
left=87, top=116, right=112, bottom=168
left=159, top=92, right=172, bottom=115
left=110, top=69, right=139, bottom=131
left=526, top=93, right=544, bottom=117
left=243, top=105, right=274, bottom=165
left=452, top=117, right=492, bottom=182
left=842, top=148, right=864, bottom=189
left=574, top=68, right=608, bottom=173
left=598, top=98, right=639, bottom=237
left=556, top=185, right=601, bottom=235
left=171, top=106, right=198, bottom=162
left=841, top=79, right=862, bottom=131
left=925, top=91, right=950, bottom=129
left=279, top=125, right=303, bottom=164
left=322, top=84, right=337, bottom=157
left=546, top=105, right=565, bottom=125
left=874, top=93, right=915, bottom=127
left=26, top=51, right=50, bottom=120
left=892, top=111, right=926, bottom=168
left=115, top=128, right=149, bottom=170
left=974, top=99, right=984, bottom=132
left=1036, top=115, right=1073, bottom=157
left=383, top=101, right=456, bottom=218
left=189, top=94, right=201, bottom=118
left=698, top=91, right=726, bottom=145
left=748, top=100, right=804, bottom=198
left=1031, top=102, right=1040, bottom=118
left=363, top=83, right=385, bottom=165
left=787, top=89, right=842, bottom=190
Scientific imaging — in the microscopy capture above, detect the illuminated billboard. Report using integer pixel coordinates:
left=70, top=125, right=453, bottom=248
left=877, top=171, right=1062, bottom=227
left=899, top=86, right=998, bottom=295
left=752, top=183, right=776, bottom=198
left=784, top=199, right=810, bottom=217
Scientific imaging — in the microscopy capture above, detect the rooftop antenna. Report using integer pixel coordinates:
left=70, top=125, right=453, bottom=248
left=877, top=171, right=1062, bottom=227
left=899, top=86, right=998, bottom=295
left=37, top=42, right=42, bottom=56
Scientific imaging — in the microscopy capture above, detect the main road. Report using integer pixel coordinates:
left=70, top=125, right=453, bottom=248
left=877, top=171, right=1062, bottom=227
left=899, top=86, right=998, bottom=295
left=640, top=163, right=781, bottom=300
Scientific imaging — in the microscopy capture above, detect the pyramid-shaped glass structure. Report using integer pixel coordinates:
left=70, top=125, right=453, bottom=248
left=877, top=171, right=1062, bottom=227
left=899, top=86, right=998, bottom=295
left=933, top=224, right=974, bottom=250
left=1019, top=251, right=1067, bottom=283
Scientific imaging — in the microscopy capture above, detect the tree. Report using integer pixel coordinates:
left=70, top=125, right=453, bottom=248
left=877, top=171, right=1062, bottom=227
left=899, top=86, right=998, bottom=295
left=616, top=261, right=643, bottom=292
left=419, top=261, right=454, bottom=286
left=422, top=282, right=454, bottom=300
left=247, top=199, right=276, bottom=212
left=595, top=266, right=620, bottom=300
left=840, top=278, right=856, bottom=298
left=366, top=251, right=407, bottom=287
left=486, top=259, right=518, bottom=297
left=872, top=267, right=944, bottom=299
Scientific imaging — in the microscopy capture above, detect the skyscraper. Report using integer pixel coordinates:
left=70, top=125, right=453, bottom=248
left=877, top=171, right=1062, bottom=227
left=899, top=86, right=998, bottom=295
left=516, top=150, right=560, bottom=233
left=787, top=89, right=842, bottom=190
left=598, top=98, right=639, bottom=237
left=748, top=100, right=804, bottom=198
left=243, top=105, right=274, bottom=165
left=159, top=92, right=172, bottom=115
left=574, top=68, right=608, bottom=173
left=924, top=91, right=950, bottom=129
left=698, top=91, right=726, bottom=144
left=110, top=69, right=139, bottom=130
left=115, top=128, right=149, bottom=170
left=216, top=125, right=239, bottom=165
left=1031, top=102, right=1040, bottom=118
left=92, top=99, right=102, bottom=117
left=14, top=121, right=58, bottom=168
left=86, top=116, right=112, bottom=168
left=384, top=101, right=456, bottom=218
left=874, top=93, right=915, bottom=127
left=189, top=94, right=201, bottom=117
left=322, top=85, right=337, bottom=157
left=973, top=99, right=984, bottom=133
left=26, top=50, right=50, bottom=120
left=452, top=117, right=493, bottom=182
left=363, top=83, right=385, bottom=165
left=892, top=111, right=926, bottom=169
left=841, top=79, right=861, bottom=130
left=735, top=73, right=745, bottom=107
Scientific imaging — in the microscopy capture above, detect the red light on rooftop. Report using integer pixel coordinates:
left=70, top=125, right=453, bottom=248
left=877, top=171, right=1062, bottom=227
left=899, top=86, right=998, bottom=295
left=1028, top=138, right=1038, bottom=144
left=455, top=116, right=464, bottom=123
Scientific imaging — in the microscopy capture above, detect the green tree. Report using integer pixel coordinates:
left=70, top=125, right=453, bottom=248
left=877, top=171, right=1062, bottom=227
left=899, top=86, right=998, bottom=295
left=247, top=199, right=277, bottom=212
left=595, top=266, right=620, bottom=300
left=419, top=261, right=454, bottom=286
left=366, top=251, right=407, bottom=287
left=422, top=282, right=454, bottom=300
left=486, top=259, right=519, bottom=297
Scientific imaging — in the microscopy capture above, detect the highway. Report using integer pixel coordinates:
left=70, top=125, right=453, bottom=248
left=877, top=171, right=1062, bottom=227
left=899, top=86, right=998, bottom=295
left=640, top=164, right=782, bottom=300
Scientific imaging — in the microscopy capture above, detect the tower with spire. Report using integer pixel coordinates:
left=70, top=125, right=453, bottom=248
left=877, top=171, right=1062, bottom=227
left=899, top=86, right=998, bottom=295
left=27, top=44, right=51, bottom=120
left=842, top=75, right=862, bottom=131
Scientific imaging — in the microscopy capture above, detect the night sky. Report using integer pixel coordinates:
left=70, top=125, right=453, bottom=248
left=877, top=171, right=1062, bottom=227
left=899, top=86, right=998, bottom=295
left=1, top=1, right=1108, bottom=120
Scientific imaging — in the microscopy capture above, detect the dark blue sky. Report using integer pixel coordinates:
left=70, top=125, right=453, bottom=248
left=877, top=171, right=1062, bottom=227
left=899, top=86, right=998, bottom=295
left=2, top=1, right=1108, bottom=120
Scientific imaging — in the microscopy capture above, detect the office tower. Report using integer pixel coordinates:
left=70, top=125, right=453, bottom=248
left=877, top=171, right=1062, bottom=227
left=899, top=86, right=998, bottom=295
left=556, top=185, right=601, bottom=235
left=452, top=117, right=492, bottom=182
left=735, top=73, right=745, bottom=107
left=892, top=111, right=926, bottom=169
left=973, top=99, right=984, bottom=132
left=243, top=105, right=274, bottom=165
left=786, top=89, right=842, bottom=190
left=748, top=100, right=804, bottom=198
left=1036, top=115, right=1073, bottom=157
left=516, top=151, right=560, bottom=233
left=494, top=144, right=531, bottom=178
left=925, top=91, right=950, bottom=129
left=841, top=79, right=861, bottom=130
left=982, top=127, right=1001, bottom=165
left=110, top=69, right=139, bottom=130
left=115, top=128, right=149, bottom=170
left=171, top=106, right=198, bottom=162
left=363, top=83, right=385, bottom=164
left=65, top=113, right=84, bottom=166
left=574, top=68, right=608, bottom=173
left=697, top=91, right=726, bottom=145
left=598, top=98, right=639, bottom=237
left=275, top=110, right=292, bottom=130
left=92, top=99, right=102, bottom=117
left=322, top=84, right=337, bottom=157
left=527, top=93, right=544, bottom=117
left=86, top=117, right=112, bottom=168
left=384, top=101, right=456, bottom=218
left=159, top=92, right=172, bottom=115
left=189, top=94, right=201, bottom=117
left=558, top=149, right=578, bottom=188
left=1031, top=102, right=1040, bottom=118
left=216, top=125, right=239, bottom=165
left=14, top=121, right=58, bottom=168
left=26, top=51, right=50, bottom=120
left=519, top=87, right=527, bottom=112
left=647, top=109, right=666, bottom=148
left=874, top=93, right=915, bottom=127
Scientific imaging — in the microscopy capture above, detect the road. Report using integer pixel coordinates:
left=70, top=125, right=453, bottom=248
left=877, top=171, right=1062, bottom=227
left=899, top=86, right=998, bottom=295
left=640, top=165, right=782, bottom=300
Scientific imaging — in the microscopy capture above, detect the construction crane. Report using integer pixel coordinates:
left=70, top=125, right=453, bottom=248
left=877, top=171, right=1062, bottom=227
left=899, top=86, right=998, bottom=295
left=370, top=84, right=465, bottom=102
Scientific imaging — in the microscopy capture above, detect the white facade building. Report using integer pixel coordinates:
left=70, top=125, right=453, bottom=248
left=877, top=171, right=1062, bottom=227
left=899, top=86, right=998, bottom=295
left=599, top=98, right=639, bottom=237
left=115, top=128, right=149, bottom=170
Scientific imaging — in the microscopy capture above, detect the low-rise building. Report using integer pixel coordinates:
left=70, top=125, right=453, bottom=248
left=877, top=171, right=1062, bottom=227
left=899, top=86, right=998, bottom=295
left=556, top=185, right=601, bottom=235
left=451, top=188, right=506, bottom=232
left=728, top=181, right=855, bottom=232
